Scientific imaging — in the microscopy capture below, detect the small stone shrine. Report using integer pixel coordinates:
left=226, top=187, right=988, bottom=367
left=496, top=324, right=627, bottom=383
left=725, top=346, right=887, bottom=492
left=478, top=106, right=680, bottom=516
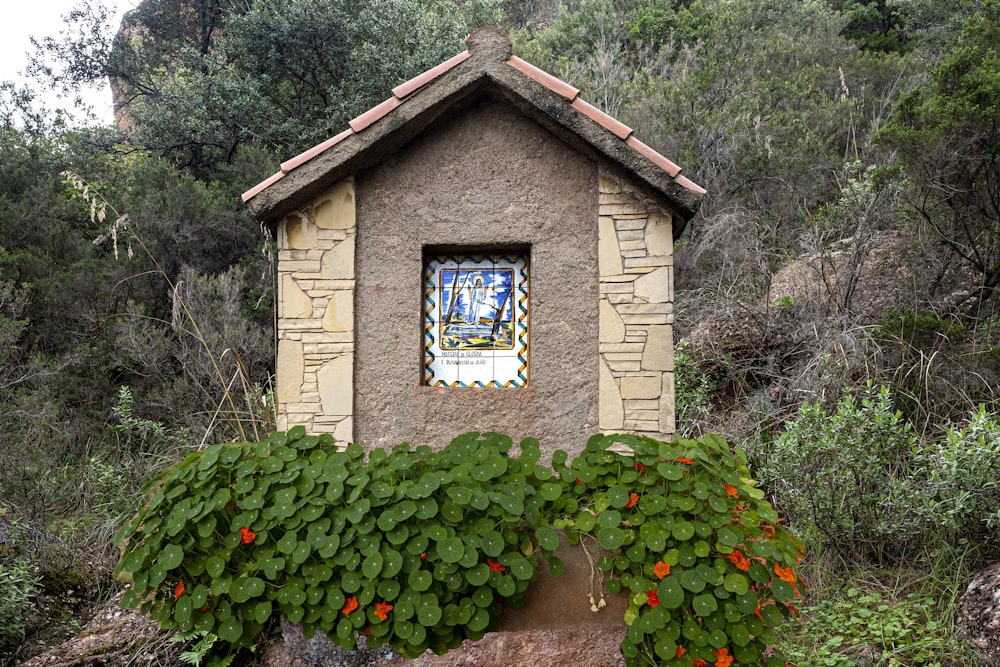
left=242, top=27, right=704, bottom=459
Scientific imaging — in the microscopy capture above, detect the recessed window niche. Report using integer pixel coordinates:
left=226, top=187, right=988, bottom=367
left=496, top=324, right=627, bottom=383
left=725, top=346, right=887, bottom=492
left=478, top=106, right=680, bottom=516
left=422, top=249, right=530, bottom=387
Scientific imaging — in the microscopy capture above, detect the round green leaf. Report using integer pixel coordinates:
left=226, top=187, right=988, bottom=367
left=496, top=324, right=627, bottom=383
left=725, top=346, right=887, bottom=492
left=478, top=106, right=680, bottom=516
left=363, top=553, right=384, bottom=579
left=509, top=557, right=534, bottom=581
left=217, top=616, right=243, bottom=643
left=717, top=526, right=742, bottom=547
left=158, top=544, right=184, bottom=571
left=539, top=483, right=562, bottom=501
left=254, top=601, right=272, bottom=625
left=466, top=563, right=490, bottom=586
left=657, top=575, right=685, bottom=609
left=481, top=531, right=504, bottom=557
left=436, top=537, right=465, bottom=564
left=693, top=593, right=718, bottom=616
left=409, top=569, right=432, bottom=592
left=535, top=526, right=560, bottom=552
left=672, top=521, right=695, bottom=541
left=597, top=527, right=625, bottom=550
left=724, top=573, right=749, bottom=595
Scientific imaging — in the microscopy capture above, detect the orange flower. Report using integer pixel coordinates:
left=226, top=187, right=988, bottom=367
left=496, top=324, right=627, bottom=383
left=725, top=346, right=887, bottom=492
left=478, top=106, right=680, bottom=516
left=724, top=483, right=739, bottom=498
left=342, top=596, right=358, bottom=616
left=675, top=646, right=687, bottom=658
left=676, top=456, right=694, bottom=464
left=726, top=550, right=751, bottom=571
left=373, top=601, right=393, bottom=621
left=626, top=492, right=639, bottom=508
left=714, top=647, right=734, bottom=667
left=774, top=565, right=796, bottom=585
left=652, top=561, right=671, bottom=579
left=693, top=659, right=708, bottom=667
left=240, top=527, right=257, bottom=544
left=646, top=589, right=660, bottom=607
left=488, top=559, right=505, bottom=573
left=174, top=579, right=185, bottom=600
left=761, top=524, right=776, bottom=539
left=755, top=601, right=763, bottom=621
left=787, top=603, right=800, bottom=615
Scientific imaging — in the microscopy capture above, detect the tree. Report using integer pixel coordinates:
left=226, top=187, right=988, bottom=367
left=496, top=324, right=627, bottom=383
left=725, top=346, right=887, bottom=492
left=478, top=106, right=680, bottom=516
left=883, top=0, right=1000, bottom=318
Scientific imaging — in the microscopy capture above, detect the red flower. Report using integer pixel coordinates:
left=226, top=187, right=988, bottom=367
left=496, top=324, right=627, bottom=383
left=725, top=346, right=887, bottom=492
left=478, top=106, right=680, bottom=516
left=774, top=565, right=796, bottom=585
left=646, top=589, right=660, bottom=607
left=240, top=527, right=257, bottom=544
left=634, top=461, right=646, bottom=472
left=675, top=646, right=687, bottom=658
left=725, top=483, right=739, bottom=498
left=174, top=579, right=185, bottom=600
left=342, top=596, right=358, bottom=616
left=488, top=559, right=506, bottom=573
left=693, top=659, right=708, bottom=667
left=677, top=456, right=694, bottom=464
left=652, top=561, right=671, bottom=579
left=726, top=550, right=751, bottom=572
left=626, top=492, right=639, bottom=508
left=364, top=627, right=371, bottom=635
left=715, top=647, right=734, bottom=667
left=421, top=552, right=427, bottom=560
left=374, top=601, right=393, bottom=621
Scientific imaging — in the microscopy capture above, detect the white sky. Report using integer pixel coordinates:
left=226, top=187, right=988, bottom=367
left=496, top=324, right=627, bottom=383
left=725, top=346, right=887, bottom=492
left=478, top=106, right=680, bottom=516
left=0, top=0, right=134, bottom=124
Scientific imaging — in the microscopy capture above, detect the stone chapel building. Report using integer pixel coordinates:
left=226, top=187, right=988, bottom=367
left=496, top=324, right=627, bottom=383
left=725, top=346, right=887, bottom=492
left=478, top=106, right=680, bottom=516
left=242, top=27, right=705, bottom=458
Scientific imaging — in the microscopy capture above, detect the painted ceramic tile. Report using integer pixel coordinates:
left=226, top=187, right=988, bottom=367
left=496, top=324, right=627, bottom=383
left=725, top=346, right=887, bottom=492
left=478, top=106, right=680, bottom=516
left=424, top=254, right=529, bottom=387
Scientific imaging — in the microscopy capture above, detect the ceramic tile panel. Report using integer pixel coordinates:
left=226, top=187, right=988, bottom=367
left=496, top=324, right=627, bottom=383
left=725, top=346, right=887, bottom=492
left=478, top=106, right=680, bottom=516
left=423, top=253, right=529, bottom=387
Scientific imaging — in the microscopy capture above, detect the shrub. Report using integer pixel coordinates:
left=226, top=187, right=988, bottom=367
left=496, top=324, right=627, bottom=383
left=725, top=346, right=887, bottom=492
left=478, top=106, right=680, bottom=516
left=116, top=429, right=803, bottom=666
left=760, top=383, right=922, bottom=561
left=914, top=406, right=1000, bottom=546
left=0, top=507, right=41, bottom=658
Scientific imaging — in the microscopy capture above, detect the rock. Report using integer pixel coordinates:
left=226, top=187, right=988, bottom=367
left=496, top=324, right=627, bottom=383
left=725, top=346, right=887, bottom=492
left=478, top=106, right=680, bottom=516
left=260, top=617, right=395, bottom=667
left=18, top=589, right=180, bottom=667
left=956, top=561, right=1000, bottom=662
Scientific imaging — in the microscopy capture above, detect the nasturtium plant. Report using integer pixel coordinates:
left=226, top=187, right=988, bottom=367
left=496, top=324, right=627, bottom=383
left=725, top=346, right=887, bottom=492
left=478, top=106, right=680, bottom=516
left=549, top=433, right=804, bottom=667
left=115, top=429, right=803, bottom=666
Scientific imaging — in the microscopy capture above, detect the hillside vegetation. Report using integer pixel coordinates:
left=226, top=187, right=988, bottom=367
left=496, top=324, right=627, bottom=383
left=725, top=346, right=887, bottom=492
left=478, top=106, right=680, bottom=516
left=2, top=0, right=1000, bottom=664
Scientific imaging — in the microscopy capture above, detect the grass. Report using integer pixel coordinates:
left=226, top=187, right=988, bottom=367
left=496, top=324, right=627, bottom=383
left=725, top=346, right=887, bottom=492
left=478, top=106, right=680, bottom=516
left=775, top=545, right=983, bottom=667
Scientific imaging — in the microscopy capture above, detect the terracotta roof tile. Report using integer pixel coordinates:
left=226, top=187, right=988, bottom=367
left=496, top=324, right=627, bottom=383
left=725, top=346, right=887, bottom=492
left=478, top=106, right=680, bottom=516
left=281, top=128, right=354, bottom=173
left=626, top=136, right=682, bottom=178
left=392, top=51, right=471, bottom=100
left=506, top=56, right=579, bottom=101
left=243, top=27, right=705, bottom=209
left=241, top=170, right=285, bottom=203
left=571, top=97, right=632, bottom=140
left=674, top=174, right=707, bottom=195
left=349, top=96, right=403, bottom=133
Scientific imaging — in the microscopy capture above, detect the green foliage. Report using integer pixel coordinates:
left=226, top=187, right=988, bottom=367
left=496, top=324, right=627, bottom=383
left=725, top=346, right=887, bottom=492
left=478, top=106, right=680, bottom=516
left=116, top=430, right=802, bottom=666
left=776, top=545, right=980, bottom=667
left=914, top=406, right=1000, bottom=543
left=674, top=343, right=714, bottom=438
left=115, top=430, right=559, bottom=660
left=551, top=433, right=804, bottom=667
left=0, top=507, right=42, bottom=655
left=761, top=383, right=921, bottom=560
left=882, top=0, right=1000, bottom=317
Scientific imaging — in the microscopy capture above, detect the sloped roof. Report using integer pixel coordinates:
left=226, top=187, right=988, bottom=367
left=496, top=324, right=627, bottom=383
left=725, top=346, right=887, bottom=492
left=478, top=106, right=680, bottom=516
left=242, top=27, right=705, bottom=236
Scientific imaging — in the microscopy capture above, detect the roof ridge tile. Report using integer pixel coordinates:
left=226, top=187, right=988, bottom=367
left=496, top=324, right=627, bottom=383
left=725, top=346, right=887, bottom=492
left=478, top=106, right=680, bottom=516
left=506, top=56, right=579, bottom=100
left=392, top=50, right=471, bottom=100
left=280, top=128, right=355, bottom=174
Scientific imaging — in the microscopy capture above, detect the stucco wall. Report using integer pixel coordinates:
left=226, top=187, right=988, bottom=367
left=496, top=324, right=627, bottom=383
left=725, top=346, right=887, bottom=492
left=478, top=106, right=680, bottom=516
left=353, top=99, right=600, bottom=457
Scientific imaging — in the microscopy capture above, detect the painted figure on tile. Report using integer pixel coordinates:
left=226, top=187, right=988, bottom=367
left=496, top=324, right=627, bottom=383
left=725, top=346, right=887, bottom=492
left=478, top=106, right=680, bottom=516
left=465, top=274, right=498, bottom=325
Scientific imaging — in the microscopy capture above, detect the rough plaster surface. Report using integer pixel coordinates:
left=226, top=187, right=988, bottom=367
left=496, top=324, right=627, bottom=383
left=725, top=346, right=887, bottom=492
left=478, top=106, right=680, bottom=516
left=354, top=100, right=599, bottom=459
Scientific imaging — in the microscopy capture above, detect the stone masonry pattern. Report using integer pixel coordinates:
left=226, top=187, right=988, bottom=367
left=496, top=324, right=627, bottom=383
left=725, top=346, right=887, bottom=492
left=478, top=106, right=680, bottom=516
left=275, top=170, right=675, bottom=443
left=598, top=166, right=676, bottom=439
